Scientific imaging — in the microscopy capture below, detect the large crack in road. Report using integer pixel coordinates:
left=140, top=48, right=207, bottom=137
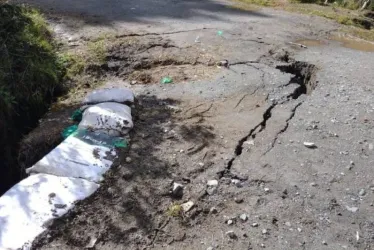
left=220, top=59, right=317, bottom=179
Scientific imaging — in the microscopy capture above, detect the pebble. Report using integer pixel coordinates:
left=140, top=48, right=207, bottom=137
left=264, top=187, right=270, bottom=192
left=207, top=247, right=214, bottom=250
left=234, top=197, right=244, bottom=204
left=285, top=221, right=291, bottom=227
left=125, top=157, right=132, bottom=163
left=359, top=189, right=366, bottom=196
left=310, top=182, right=317, bottom=187
left=239, top=213, right=248, bottom=222
left=172, top=182, right=184, bottom=198
left=231, top=179, right=242, bottom=187
left=207, top=180, right=218, bottom=186
left=181, top=201, right=194, bottom=212
left=227, top=219, right=234, bottom=225
left=322, top=240, right=327, bottom=245
left=210, top=207, right=218, bottom=214
left=303, top=142, right=317, bottom=148
left=346, top=206, right=359, bottom=213
left=225, top=230, right=237, bottom=239
left=262, top=229, right=268, bottom=234
left=252, top=222, right=259, bottom=227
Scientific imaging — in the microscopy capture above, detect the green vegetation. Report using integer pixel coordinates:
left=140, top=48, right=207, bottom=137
left=233, top=0, right=374, bottom=41
left=0, top=3, right=65, bottom=193
left=167, top=203, right=183, bottom=217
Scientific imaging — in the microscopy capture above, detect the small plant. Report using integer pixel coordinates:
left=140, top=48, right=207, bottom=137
left=166, top=203, right=182, bottom=217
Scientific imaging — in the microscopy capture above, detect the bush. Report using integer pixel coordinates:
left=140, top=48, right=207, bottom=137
left=0, top=3, right=65, bottom=194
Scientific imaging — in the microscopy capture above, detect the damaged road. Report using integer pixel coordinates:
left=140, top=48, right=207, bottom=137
left=8, top=0, right=374, bottom=249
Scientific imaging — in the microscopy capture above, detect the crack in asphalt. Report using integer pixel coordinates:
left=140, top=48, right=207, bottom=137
left=262, top=101, right=303, bottom=155
left=116, top=28, right=214, bottom=38
left=219, top=59, right=317, bottom=179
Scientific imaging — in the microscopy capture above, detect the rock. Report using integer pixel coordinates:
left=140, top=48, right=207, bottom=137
left=86, top=237, right=98, bottom=248
left=218, top=60, right=229, bottom=68
left=227, top=219, right=234, bottom=225
left=285, top=221, right=291, bottom=227
left=264, top=187, right=270, bottom=192
left=239, top=213, right=248, bottom=222
left=225, top=230, right=237, bottom=239
left=207, top=180, right=219, bottom=195
left=322, top=240, right=327, bottom=245
left=303, top=142, right=317, bottom=149
left=181, top=201, right=194, bottom=212
left=207, top=180, right=218, bottom=186
left=125, top=157, right=132, bottom=163
left=310, top=182, right=317, bottom=187
left=172, top=182, right=184, bottom=198
left=210, top=207, right=218, bottom=214
left=346, top=206, right=359, bottom=213
left=262, top=229, right=268, bottom=234
left=207, top=247, right=214, bottom=250
left=252, top=222, right=259, bottom=227
left=234, top=197, right=244, bottom=204
left=231, top=179, right=242, bottom=187
left=359, top=189, right=366, bottom=196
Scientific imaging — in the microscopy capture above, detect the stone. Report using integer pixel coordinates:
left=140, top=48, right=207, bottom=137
left=252, top=222, right=259, bottom=227
left=264, top=187, right=270, bottom=192
left=225, top=230, right=237, bottom=239
left=234, top=197, right=244, bottom=204
left=125, top=157, right=132, bottom=163
left=322, top=240, right=327, bottom=245
left=346, top=206, right=359, bottom=213
left=207, top=180, right=218, bottom=186
left=359, top=189, right=366, bottom=196
left=207, top=247, right=214, bottom=250
left=262, top=229, right=268, bottom=234
left=172, top=182, right=184, bottom=198
left=239, top=213, right=248, bottom=222
left=181, top=201, right=194, bottom=212
left=285, top=221, right=291, bottom=227
left=310, top=182, right=317, bottom=187
left=227, top=219, right=234, bottom=225
left=231, top=179, right=242, bottom=187
left=210, top=207, right=218, bottom=214
left=303, top=142, right=317, bottom=149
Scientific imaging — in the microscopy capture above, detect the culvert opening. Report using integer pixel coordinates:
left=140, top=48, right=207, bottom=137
left=276, top=61, right=317, bottom=99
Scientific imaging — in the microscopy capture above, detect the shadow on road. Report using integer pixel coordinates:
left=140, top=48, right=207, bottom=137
left=11, top=0, right=269, bottom=27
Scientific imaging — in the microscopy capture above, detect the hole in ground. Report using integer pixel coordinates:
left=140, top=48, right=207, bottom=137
left=276, top=61, right=317, bottom=99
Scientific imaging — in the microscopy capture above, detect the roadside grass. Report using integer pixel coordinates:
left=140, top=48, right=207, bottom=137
left=231, top=0, right=374, bottom=41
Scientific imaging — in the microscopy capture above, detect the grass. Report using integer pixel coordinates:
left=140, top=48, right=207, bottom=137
left=0, top=3, right=66, bottom=193
left=166, top=203, right=183, bottom=217
left=232, top=0, right=374, bottom=41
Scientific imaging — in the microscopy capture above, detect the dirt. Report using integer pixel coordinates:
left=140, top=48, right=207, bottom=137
left=295, top=36, right=374, bottom=52
left=6, top=0, right=374, bottom=250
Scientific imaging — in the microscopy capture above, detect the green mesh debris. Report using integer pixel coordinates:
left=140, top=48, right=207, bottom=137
left=161, top=77, right=173, bottom=84
left=71, top=109, right=83, bottom=122
left=62, top=125, right=78, bottom=139
left=113, top=138, right=128, bottom=148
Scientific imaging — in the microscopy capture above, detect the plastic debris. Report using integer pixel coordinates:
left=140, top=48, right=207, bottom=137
left=79, top=102, right=133, bottom=136
left=217, top=30, right=223, bottom=36
left=195, top=36, right=200, bottom=43
left=113, top=138, right=128, bottom=148
left=71, top=109, right=83, bottom=122
left=26, top=134, right=116, bottom=182
left=161, top=77, right=173, bottom=84
left=82, top=87, right=134, bottom=104
left=62, top=125, right=78, bottom=139
left=0, top=174, right=99, bottom=250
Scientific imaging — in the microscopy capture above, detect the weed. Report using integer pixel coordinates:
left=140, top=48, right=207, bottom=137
left=166, top=203, right=182, bottom=217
